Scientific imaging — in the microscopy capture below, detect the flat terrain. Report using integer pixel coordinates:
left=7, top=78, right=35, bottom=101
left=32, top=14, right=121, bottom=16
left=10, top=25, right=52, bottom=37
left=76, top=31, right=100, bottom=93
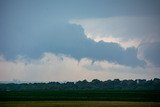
left=0, top=101, right=160, bottom=107
left=1, top=90, right=160, bottom=107
left=0, top=90, right=160, bottom=101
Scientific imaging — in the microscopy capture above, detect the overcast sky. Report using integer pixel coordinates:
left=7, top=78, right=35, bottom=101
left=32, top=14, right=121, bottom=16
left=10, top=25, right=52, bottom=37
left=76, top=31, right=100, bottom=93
left=0, top=0, right=160, bottom=82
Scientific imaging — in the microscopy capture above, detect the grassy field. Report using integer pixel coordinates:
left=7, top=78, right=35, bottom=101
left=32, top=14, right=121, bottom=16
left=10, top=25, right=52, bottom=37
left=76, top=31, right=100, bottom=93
left=1, top=90, right=160, bottom=107
left=0, top=90, right=160, bottom=101
left=0, top=101, right=160, bottom=107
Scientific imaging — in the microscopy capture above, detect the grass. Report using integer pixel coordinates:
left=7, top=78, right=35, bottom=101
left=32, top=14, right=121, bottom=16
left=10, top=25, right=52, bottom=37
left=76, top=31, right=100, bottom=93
left=0, top=101, right=160, bottom=107
left=0, top=90, right=160, bottom=101
left=1, top=90, right=160, bottom=107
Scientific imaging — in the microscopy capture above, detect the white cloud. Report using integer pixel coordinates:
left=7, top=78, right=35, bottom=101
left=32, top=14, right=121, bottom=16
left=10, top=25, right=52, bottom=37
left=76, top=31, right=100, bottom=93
left=0, top=52, right=159, bottom=82
left=70, top=16, right=160, bottom=48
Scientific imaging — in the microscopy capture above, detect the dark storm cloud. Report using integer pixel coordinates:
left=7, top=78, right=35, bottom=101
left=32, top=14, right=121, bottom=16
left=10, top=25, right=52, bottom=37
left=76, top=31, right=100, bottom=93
left=0, top=0, right=159, bottom=67
left=138, top=42, right=160, bottom=67
left=0, top=22, right=144, bottom=67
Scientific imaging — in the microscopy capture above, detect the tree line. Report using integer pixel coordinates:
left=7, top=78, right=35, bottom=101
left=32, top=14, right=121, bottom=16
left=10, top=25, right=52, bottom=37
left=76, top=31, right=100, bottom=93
left=0, top=78, right=160, bottom=91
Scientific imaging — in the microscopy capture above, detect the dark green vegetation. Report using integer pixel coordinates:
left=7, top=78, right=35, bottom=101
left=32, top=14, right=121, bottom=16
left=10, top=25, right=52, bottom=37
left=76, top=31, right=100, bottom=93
left=1, top=78, right=160, bottom=91
left=0, top=101, right=160, bottom=107
left=0, top=78, right=160, bottom=101
left=0, top=90, right=160, bottom=101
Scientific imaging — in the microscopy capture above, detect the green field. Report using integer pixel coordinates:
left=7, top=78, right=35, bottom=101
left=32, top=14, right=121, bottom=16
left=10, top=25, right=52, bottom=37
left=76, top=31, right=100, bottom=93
left=1, top=90, right=160, bottom=107
left=0, top=90, right=160, bottom=102
left=0, top=101, right=160, bottom=107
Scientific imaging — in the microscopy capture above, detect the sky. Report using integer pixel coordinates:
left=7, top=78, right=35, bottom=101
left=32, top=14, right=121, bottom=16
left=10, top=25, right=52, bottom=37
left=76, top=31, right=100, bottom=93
left=0, top=0, right=160, bottom=82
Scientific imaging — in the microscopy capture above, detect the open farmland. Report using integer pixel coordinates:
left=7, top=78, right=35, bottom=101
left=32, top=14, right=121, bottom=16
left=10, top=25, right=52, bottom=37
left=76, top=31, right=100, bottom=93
left=0, top=90, right=160, bottom=102
left=0, top=101, right=160, bottom=107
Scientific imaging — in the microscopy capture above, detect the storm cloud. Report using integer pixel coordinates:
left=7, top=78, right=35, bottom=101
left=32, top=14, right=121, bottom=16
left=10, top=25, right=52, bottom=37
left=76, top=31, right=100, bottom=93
left=0, top=0, right=160, bottom=81
left=0, top=53, right=159, bottom=82
left=0, top=22, right=144, bottom=67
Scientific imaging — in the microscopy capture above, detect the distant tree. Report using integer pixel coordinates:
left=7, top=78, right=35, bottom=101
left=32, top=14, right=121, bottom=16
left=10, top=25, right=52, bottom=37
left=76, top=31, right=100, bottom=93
left=0, top=78, right=160, bottom=91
